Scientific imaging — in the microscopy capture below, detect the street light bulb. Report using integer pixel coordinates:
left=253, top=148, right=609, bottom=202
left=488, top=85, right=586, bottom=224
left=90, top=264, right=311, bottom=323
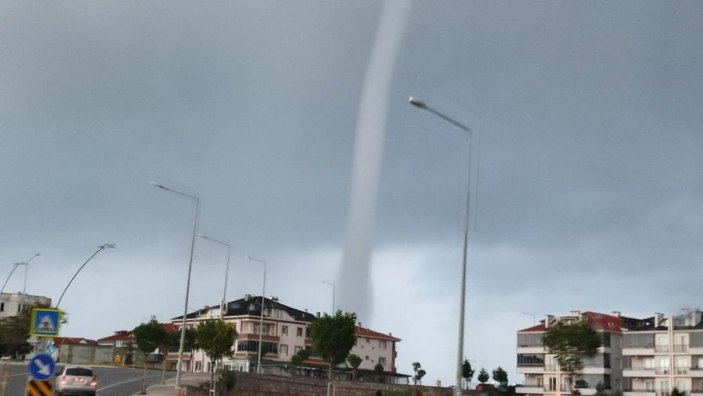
left=408, top=96, right=427, bottom=109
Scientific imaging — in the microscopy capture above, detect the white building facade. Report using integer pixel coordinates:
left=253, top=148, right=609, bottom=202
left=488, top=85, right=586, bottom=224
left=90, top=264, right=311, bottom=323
left=516, top=311, right=626, bottom=396
left=622, top=310, right=703, bottom=396
left=171, top=296, right=402, bottom=376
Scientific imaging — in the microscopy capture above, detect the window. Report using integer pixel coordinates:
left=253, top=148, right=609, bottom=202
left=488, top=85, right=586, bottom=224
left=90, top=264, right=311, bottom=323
left=294, top=346, right=302, bottom=353
left=366, top=338, right=370, bottom=343
left=661, top=380, right=670, bottom=393
left=379, top=357, right=386, bottom=367
left=280, top=344, right=289, bottom=356
left=365, top=355, right=369, bottom=360
left=675, top=380, right=687, bottom=392
left=380, top=340, right=387, bottom=349
left=623, top=333, right=654, bottom=348
left=517, top=333, right=544, bottom=347
left=254, top=324, right=268, bottom=335
left=548, top=377, right=557, bottom=391
left=296, top=327, right=303, bottom=337
left=282, top=325, right=288, bottom=335
left=517, top=354, right=545, bottom=366
left=0, top=302, right=3, bottom=312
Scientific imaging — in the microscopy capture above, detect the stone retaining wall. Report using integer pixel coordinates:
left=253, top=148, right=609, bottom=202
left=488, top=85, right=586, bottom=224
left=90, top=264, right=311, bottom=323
left=230, top=373, right=455, bottom=396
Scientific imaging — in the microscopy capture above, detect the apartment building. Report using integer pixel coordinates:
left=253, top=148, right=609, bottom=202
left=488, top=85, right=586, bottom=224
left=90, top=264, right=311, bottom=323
left=351, top=324, right=400, bottom=372
left=0, top=292, right=51, bottom=320
left=516, top=311, right=626, bottom=396
left=172, top=295, right=402, bottom=376
left=622, top=310, right=703, bottom=396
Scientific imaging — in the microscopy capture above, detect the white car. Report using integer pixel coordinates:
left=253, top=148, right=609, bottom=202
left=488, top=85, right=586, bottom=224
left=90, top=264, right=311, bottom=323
left=54, top=365, right=97, bottom=396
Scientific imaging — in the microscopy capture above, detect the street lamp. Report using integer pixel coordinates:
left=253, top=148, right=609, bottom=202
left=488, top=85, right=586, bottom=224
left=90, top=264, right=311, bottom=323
left=322, top=281, right=335, bottom=314
left=1, top=253, right=39, bottom=296
left=56, top=245, right=114, bottom=308
left=151, top=181, right=200, bottom=389
left=409, top=96, right=472, bottom=396
left=198, top=234, right=232, bottom=318
left=245, top=255, right=267, bottom=374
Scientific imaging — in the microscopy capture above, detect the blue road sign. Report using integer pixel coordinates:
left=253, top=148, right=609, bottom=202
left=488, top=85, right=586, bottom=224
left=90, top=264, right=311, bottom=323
left=28, top=353, right=56, bottom=381
left=30, top=308, right=61, bottom=337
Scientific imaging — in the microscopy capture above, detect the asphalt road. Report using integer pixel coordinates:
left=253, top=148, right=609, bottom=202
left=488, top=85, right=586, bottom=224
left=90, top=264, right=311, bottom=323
left=3, top=362, right=176, bottom=396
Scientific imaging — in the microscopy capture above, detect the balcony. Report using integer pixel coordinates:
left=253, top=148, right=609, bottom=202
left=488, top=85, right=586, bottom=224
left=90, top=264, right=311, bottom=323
left=691, top=367, right=703, bottom=378
left=623, top=391, right=655, bottom=396
left=515, top=386, right=544, bottom=394
left=623, top=348, right=655, bottom=356
left=673, top=344, right=688, bottom=353
left=623, top=367, right=655, bottom=377
left=517, top=365, right=545, bottom=375
left=655, top=367, right=671, bottom=375
left=655, top=346, right=670, bottom=353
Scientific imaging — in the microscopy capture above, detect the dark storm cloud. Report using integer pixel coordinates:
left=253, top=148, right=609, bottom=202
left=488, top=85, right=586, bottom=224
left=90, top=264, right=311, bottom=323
left=1, top=0, right=702, bottom=387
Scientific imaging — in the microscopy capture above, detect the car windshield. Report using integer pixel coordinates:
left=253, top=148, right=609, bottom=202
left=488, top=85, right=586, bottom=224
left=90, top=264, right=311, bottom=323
left=65, top=368, right=93, bottom=377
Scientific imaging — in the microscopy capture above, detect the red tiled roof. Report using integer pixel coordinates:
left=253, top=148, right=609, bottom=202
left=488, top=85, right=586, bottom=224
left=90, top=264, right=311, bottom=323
left=518, top=323, right=546, bottom=332
left=517, top=311, right=624, bottom=333
left=53, top=337, right=98, bottom=346
left=98, top=323, right=179, bottom=343
left=97, top=331, right=132, bottom=343
left=583, top=311, right=623, bottom=333
left=355, top=326, right=400, bottom=342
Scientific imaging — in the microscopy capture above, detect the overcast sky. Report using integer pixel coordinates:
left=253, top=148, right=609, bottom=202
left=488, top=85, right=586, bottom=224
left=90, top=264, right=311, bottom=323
left=2, top=0, right=702, bottom=387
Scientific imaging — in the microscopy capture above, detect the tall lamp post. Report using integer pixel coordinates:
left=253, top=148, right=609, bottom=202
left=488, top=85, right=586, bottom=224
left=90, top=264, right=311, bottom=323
left=151, top=181, right=200, bottom=389
left=322, top=281, right=335, bottom=314
left=198, top=234, right=231, bottom=318
left=1, top=253, right=39, bottom=296
left=409, top=96, right=472, bottom=396
left=56, top=245, right=115, bottom=308
left=245, top=255, right=267, bottom=374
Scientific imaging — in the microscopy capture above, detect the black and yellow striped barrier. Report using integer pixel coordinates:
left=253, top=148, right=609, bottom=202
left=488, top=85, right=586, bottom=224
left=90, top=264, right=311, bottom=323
left=26, top=380, right=52, bottom=396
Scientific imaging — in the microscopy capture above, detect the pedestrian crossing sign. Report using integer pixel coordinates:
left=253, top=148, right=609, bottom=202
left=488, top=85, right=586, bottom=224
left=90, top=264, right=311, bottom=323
left=30, top=308, right=61, bottom=337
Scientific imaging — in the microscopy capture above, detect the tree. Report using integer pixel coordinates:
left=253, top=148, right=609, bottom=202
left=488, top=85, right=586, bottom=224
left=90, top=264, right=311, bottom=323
left=158, top=328, right=179, bottom=384
left=412, top=362, right=426, bottom=385
left=543, top=320, right=602, bottom=394
left=492, top=366, right=509, bottom=390
left=309, top=310, right=357, bottom=382
left=348, top=354, right=362, bottom=381
left=291, top=348, right=311, bottom=366
left=133, top=320, right=167, bottom=394
left=194, top=319, right=237, bottom=394
left=0, top=303, right=48, bottom=358
left=671, top=389, right=686, bottom=396
left=478, top=367, right=490, bottom=384
left=462, top=359, right=475, bottom=390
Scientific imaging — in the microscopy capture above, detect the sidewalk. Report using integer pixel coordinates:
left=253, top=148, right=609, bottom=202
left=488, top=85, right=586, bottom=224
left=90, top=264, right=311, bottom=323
left=133, top=373, right=212, bottom=396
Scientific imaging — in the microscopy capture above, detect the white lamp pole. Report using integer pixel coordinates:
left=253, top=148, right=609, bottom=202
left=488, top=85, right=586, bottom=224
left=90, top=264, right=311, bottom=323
left=409, top=96, right=472, bottom=396
left=151, top=181, right=200, bottom=389
left=322, top=281, right=335, bottom=314
left=198, top=234, right=232, bottom=318
left=245, top=255, right=267, bottom=374
left=1, top=253, right=40, bottom=296
left=56, top=245, right=114, bottom=308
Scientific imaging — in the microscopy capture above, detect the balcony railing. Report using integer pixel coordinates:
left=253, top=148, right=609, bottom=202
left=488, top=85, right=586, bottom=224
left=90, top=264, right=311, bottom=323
left=676, top=368, right=690, bottom=375
left=674, top=345, right=688, bottom=353
left=655, top=346, right=670, bottom=353
left=655, top=367, right=671, bottom=375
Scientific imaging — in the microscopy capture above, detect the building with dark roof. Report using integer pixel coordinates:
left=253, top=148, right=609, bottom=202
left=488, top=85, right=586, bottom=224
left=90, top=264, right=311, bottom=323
left=170, top=295, right=404, bottom=381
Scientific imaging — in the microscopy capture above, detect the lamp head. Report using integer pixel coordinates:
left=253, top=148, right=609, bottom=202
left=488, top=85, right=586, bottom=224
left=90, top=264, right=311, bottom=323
left=408, top=96, right=427, bottom=109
